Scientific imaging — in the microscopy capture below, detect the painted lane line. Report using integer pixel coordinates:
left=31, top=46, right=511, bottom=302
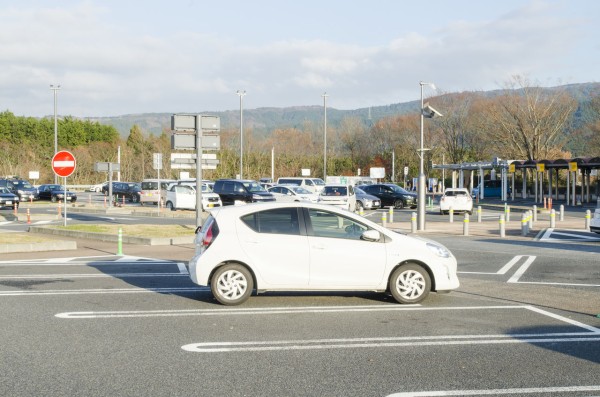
left=458, top=255, right=532, bottom=275
left=56, top=304, right=430, bottom=318
left=513, top=280, right=600, bottom=287
left=177, top=262, right=189, bottom=274
left=0, top=287, right=206, bottom=297
left=526, top=305, right=600, bottom=332
left=507, top=255, right=537, bottom=283
left=182, top=336, right=600, bottom=353
left=0, top=273, right=188, bottom=280
left=387, top=385, right=600, bottom=396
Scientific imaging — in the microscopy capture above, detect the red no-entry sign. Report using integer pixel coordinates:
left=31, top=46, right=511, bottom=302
left=52, top=150, right=76, bottom=177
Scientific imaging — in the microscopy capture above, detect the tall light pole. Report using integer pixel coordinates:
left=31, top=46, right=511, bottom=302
left=237, top=90, right=246, bottom=179
left=418, top=81, right=438, bottom=231
left=50, top=84, right=61, bottom=184
left=322, top=92, right=328, bottom=181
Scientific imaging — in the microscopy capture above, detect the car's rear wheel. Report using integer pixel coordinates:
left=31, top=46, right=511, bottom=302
left=51, top=195, right=57, bottom=203
left=394, top=199, right=404, bottom=209
left=211, top=264, right=253, bottom=305
left=166, top=201, right=175, bottom=211
left=389, top=263, right=431, bottom=304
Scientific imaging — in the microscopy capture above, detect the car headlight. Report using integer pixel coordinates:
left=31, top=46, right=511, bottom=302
left=426, top=242, right=451, bottom=258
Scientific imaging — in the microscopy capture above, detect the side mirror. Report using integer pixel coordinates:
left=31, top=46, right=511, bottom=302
left=361, top=229, right=381, bottom=242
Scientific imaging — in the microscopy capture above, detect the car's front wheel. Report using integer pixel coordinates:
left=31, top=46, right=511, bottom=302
left=394, top=199, right=404, bottom=209
left=165, top=201, right=175, bottom=211
left=211, top=264, right=253, bottom=305
left=389, top=263, right=431, bottom=304
left=356, top=201, right=364, bottom=212
left=51, top=195, right=57, bottom=203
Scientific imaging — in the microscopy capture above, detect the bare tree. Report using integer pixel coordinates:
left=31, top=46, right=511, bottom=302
left=482, top=76, right=577, bottom=161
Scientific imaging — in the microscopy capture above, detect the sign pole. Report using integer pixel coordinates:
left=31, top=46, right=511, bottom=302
left=63, top=176, right=67, bottom=226
left=196, top=116, right=203, bottom=228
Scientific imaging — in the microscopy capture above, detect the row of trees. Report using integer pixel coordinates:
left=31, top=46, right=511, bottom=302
left=1, top=77, right=599, bottom=186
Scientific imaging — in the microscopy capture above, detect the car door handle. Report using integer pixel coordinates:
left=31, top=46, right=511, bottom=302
left=311, top=244, right=325, bottom=250
left=245, top=239, right=260, bottom=244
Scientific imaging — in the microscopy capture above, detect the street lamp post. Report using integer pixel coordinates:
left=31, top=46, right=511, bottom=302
left=322, top=92, right=328, bottom=181
left=418, top=81, right=438, bottom=231
left=50, top=84, right=61, bottom=184
left=237, top=90, right=246, bottom=179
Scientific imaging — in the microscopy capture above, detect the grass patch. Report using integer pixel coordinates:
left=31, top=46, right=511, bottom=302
left=52, top=224, right=196, bottom=238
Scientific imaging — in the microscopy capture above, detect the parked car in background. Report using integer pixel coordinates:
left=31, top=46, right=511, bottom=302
left=164, top=183, right=222, bottom=211
left=318, top=184, right=357, bottom=212
left=102, top=182, right=141, bottom=203
left=439, top=188, right=473, bottom=215
left=189, top=202, right=459, bottom=305
left=590, top=209, right=600, bottom=234
left=89, top=181, right=108, bottom=192
left=0, top=187, right=19, bottom=209
left=275, top=177, right=326, bottom=194
left=267, top=185, right=319, bottom=203
left=355, top=187, right=381, bottom=211
left=140, top=179, right=176, bottom=206
left=212, top=179, right=275, bottom=206
left=37, top=184, right=77, bottom=202
left=360, top=184, right=417, bottom=209
left=3, top=179, right=38, bottom=201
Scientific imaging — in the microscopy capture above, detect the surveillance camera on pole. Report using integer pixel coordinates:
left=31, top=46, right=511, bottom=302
left=422, top=102, right=443, bottom=118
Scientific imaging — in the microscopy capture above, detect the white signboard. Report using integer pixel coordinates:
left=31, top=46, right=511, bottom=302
left=301, top=168, right=311, bottom=176
left=29, top=171, right=40, bottom=180
left=370, top=167, right=385, bottom=179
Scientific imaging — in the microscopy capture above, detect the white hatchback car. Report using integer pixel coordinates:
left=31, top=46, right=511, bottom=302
left=188, top=202, right=459, bottom=305
left=439, top=188, right=473, bottom=215
left=267, top=184, right=319, bottom=203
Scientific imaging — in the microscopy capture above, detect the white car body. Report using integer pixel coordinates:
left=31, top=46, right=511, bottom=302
left=318, top=184, right=357, bottom=212
left=164, top=184, right=222, bottom=211
left=439, top=188, right=473, bottom=214
left=188, top=202, right=459, bottom=305
left=590, top=208, right=600, bottom=234
left=268, top=185, right=319, bottom=203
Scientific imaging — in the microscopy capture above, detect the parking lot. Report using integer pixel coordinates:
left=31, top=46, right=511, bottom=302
left=1, top=221, right=599, bottom=397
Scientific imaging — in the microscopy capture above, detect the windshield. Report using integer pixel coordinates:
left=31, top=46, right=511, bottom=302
left=355, top=187, right=365, bottom=194
left=14, top=181, right=34, bottom=189
left=0, top=187, right=11, bottom=194
left=388, top=185, right=411, bottom=194
left=243, top=181, right=267, bottom=193
left=291, top=187, right=311, bottom=194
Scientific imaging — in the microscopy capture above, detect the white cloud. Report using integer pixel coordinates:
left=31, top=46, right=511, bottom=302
left=0, top=1, right=596, bottom=117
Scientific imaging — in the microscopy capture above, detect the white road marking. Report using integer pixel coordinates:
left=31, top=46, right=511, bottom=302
left=537, top=228, right=600, bottom=242
left=0, top=255, right=175, bottom=265
left=459, top=255, right=534, bottom=275
left=0, top=273, right=188, bottom=280
left=0, top=287, right=204, bottom=296
left=182, top=335, right=600, bottom=353
left=507, top=255, right=537, bottom=283
left=387, top=385, right=600, bottom=396
left=178, top=305, right=600, bottom=352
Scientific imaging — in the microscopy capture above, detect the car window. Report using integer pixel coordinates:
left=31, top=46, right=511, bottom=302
left=243, top=181, right=266, bottom=193
left=241, top=208, right=300, bottom=235
left=322, top=186, right=348, bottom=196
left=305, top=180, right=313, bottom=186
left=292, top=187, right=311, bottom=194
left=307, top=209, right=368, bottom=240
left=313, top=179, right=325, bottom=186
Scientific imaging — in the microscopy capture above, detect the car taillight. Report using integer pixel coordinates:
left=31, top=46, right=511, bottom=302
left=203, top=226, right=214, bottom=248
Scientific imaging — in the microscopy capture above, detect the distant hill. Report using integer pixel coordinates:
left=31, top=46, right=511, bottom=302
left=86, top=83, right=600, bottom=138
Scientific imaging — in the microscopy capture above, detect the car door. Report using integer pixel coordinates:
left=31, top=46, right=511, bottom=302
left=237, top=207, right=310, bottom=287
left=176, top=185, right=196, bottom=209
left=305, top=208, right=387, bottom=288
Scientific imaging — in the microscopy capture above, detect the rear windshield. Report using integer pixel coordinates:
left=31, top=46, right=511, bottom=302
left=278, top=179, right=301, bottom=186
left=322, top=186, right=348, bottom=196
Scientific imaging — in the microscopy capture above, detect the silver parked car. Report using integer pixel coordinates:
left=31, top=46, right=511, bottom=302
left=355, top=187, right=381, bottom=210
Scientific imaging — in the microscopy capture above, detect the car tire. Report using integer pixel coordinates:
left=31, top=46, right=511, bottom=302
left=211, top=264, right=253, bottom=306
left=356, top=201, right=364, bottom=211
left=51, top=195, right=57, bottom=203
left=394, top=199, right=404, bottom=209
left=389, top=263, right=431, bottom=304
left=166, top=201, right=175, bottom=211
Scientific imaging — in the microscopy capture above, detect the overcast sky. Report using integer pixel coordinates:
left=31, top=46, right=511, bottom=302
left=1, top=0, right=598, bottom=118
